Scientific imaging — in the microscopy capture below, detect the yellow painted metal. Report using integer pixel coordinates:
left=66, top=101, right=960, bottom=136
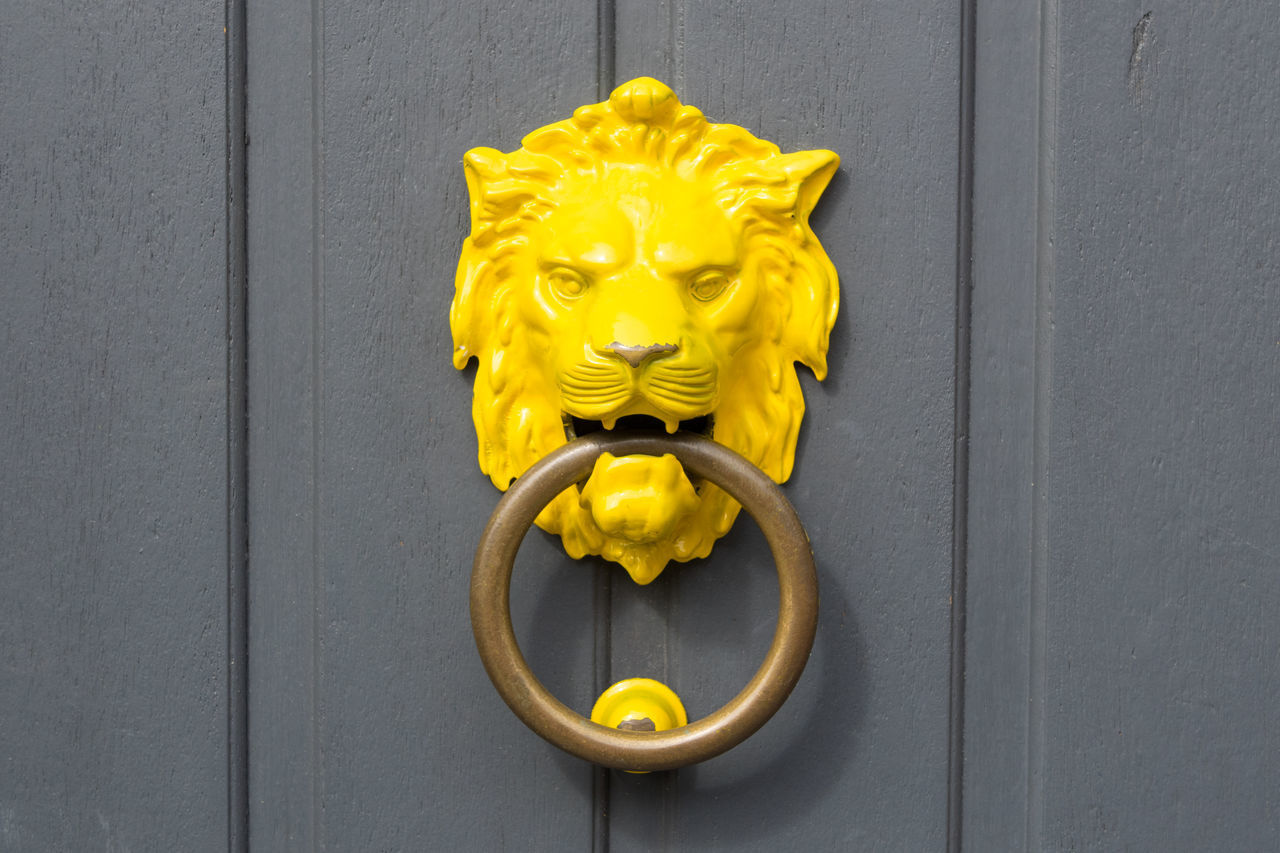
left=451, top=76, right=839, bottom=584
left=591, top=677, right=691, bottom=774
left=591, top=677, right=689, bottom=732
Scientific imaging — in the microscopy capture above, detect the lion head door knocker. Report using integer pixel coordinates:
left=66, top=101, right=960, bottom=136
left=454, top=78, right=839, bottom=771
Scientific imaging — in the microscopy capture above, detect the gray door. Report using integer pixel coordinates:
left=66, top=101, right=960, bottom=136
left=3, top=1, right=1278, bottom=851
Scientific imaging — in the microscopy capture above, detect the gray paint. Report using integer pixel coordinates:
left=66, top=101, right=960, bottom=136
left=966, top=1, right=1280, bottom=850
left=606, top=2, right=963, bottom=850
left=245, top=1, right=603, bottom=849
left=0, top=1, right=230, bottom=850
left=1042, top=3, right=1280, bottom=848
left=4, top=0, right=1280, bottom=850
left=963, top=0, right=1045, bottom=847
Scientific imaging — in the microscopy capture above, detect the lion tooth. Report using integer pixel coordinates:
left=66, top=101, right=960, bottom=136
left=603, top=417, right=616, bottom=430
left=664, top=418, right=679, bottom=434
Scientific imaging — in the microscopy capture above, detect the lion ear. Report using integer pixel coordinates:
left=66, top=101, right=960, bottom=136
left=781, top=247, right=839, bottom=381
left=462, top=147, right=509, bottom=229
left=452, top=148, right=508, bottom=369
left=776, top=150, right=840, bottom=381
left=779, top=149, right=840, bottom=219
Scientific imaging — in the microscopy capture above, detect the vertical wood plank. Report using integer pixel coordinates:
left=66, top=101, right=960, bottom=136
left=1041, top=3, right=1280, bottom=849
left=967, top=2, right=1280, bottom=849
left=607, top=2, right=962, bottom=849
left=247, top=2, right=603, bottom=849
left=245, top=0, right=322, bottom=845
left=601, top=7, right=684, bottom=848
left=226, top=2, right=250, bottom=850
left=962, top=0, right=1046, bottom=848
left=0, top=1, right=231, bottom=849
left=614, top=0, right=683, bottom=90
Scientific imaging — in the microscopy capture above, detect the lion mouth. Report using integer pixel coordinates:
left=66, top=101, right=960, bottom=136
left=564, top=413, right=714, bottom=441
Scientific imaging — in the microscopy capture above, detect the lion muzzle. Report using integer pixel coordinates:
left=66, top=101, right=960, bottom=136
left=578, top=452, right=700, bottom=582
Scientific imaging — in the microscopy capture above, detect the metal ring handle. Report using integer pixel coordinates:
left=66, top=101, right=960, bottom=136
left=470, top=431, right=819, bottom=771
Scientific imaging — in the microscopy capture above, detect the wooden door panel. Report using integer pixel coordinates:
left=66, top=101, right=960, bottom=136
left=246, top=2, right=603, bottom=849
left=247, top=0, right=964, bottom=849
left=965, top=2, right=1280, bottom=850
left=8, top=0, right=1279, bottom=849
left=0, top=1, right=232, bottom=849
left=1042, top=5, right=1280, bottom=848
left=605, top=2, right=963, bottom=850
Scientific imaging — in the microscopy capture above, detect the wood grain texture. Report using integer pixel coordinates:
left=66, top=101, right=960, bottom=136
left=1041, top=3, right=1280, bottom=849
left=245, top=1, right=603, bottom=849
left=967, top=2, right=1280, bottom=850
left=607, top=2, right=962, bottom=849
left=962, top=0, right=1044, bottom=848
left=9, top=0, right=1275, bottom=848
left=0, top=1, right=230, bottom=850
left=244, top=4, right=323, bottom=847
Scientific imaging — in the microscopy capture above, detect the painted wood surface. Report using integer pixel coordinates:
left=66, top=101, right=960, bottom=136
left=966, top=1, right=1280, bottom=850
left=1041, top=4, right=1280, bottom=848
left=0, top=1, right=231, bottom=850
left=606, top=2, right=963, bottom=850
left=4, top=0, right=1279, bottom=850
left=244, top=2, right=603, bottom=849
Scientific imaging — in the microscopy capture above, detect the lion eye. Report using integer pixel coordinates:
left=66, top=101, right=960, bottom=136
left=689, top=270, right=731, bottom=302
left=547, top=266, right=589, bottom=299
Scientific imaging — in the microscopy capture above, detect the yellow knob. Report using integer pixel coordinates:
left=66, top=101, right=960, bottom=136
left=591, top=678, right=688, bottom=733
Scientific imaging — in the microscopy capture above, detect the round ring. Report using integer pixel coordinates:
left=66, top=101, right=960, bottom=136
left=470, top=431, right=819, bottom=771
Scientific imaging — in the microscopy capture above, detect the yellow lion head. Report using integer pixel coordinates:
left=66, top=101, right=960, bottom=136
left=452, top=77, right=839, bottom=584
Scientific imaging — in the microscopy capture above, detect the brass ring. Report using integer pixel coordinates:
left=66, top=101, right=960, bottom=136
left=470, top=431, right=819, bottom=771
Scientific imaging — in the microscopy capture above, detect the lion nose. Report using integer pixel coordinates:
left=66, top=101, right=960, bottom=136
left=606, top=341, right=678, bottom=368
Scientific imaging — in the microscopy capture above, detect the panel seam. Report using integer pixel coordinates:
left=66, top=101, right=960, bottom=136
left=948, top=0, right=978, bottom=848
left=225, top=0, right=250, bottom=849
left=592, top=3, right=616, bottom=852
left=1026, top=0, right=1059, bottom=848
left=310, top=0, right=327, bottom=848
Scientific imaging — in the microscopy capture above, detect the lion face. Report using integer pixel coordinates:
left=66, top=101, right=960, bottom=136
left=525, top=170, right=758, bottom=427
left=452, top=78, right=839, bottom=583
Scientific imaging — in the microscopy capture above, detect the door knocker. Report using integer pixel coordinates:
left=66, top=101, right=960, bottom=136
left=453, top=77, right=839, bottom=771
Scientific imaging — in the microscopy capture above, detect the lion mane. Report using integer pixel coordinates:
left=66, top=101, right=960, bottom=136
left=451, top=78, right=839, bottom=582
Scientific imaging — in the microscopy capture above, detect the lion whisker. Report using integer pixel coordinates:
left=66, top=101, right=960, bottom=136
left=571, top=361, right=625, bottom=372
left=645, top=394, right=717, bottom=410
left=650, top=373, right=715, bottom=385
left=645, top=380, right=715, bottom=394
left=562, top=385, right=632, bottom=397
left=652, top=365, right=715, bottom=375
left=645, top=380, right=716, bottom=396
left=647, top=393, right=716, bottom=407
left=561, top=391, right=633, bottom=404
left=563, top=367, right=628, bottom=381
left=646, top=374, right=714, bottom=386
left=560, top=379, right=629, bottom=389
left=561, top=394, right=634, bottom=409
